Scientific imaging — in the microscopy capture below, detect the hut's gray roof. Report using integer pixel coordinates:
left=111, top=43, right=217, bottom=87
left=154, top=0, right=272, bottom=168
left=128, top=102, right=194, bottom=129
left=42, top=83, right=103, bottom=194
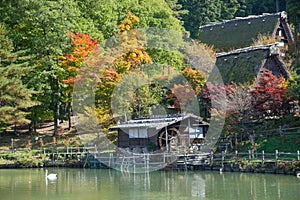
left=110, top=113, right=208, bottom=130
left=198, top=12, right=293, bottom=51
left=213, top=43, right=290, bottom=84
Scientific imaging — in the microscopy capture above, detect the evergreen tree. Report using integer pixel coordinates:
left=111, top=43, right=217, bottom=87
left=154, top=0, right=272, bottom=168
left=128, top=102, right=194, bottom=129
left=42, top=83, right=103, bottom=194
left=243, top=0, right=287, bottom=15
left=221, top=0, right=245, bottom=19
left=165, top=0, right=188, bottom=20
left=287, top=0, right=300, bottom=24
left=178, top=0, right=244, bottom=38
left=0, top=24, right=37, bottom=133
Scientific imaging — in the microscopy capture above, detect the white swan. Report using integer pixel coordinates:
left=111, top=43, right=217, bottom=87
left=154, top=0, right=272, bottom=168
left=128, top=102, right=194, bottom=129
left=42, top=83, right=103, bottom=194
left=45, top=169, right=57, bottom=180
left=296, top=172, right=300, bottom=178
left=219, top=167, right=223, bottom=174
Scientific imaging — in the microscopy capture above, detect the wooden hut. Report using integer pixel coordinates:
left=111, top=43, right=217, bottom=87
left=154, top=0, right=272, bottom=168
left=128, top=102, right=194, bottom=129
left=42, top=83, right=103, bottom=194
left=198, top=12, right=293, bottom=51
left=109, top=113, right=209, bottom=152
left=213, top=43, right=290, bottom=84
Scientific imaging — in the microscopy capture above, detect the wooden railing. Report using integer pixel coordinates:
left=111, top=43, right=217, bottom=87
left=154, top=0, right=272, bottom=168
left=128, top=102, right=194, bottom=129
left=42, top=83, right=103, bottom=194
left=258, top=126, right=300, bottom=137
left=209, top=149, right=300, bottom=167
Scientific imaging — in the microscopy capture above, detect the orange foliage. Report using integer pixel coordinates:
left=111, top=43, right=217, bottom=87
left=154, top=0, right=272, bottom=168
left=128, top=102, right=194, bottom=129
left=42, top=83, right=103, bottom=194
left=181, top=67, right=206, bottom=94
left=69, top=32, right=99, bottom=59
left=60, top=32, right=99, bottom=87
left=166, top=84, right=196, bottom=110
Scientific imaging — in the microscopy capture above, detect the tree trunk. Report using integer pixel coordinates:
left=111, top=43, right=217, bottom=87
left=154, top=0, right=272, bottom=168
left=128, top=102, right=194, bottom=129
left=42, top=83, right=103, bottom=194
left=14, top=123, right=17, bottom=135
left=50, top=76, right=58, bottom=136
left=31, top=107, right=37, bottom=135
left=295, top=24, right=298, bottom=71
left=28, top=122, right=32, bottom=132
left=33, top=109, right=37, bottom=135
left=68, top=102, right=71, bottom=130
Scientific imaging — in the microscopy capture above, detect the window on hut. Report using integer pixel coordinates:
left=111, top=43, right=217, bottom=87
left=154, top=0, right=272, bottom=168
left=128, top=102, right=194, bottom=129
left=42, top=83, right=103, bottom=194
left=189, top=127, right=204, bottom=139
left=129, top=128, right=148, bottom=138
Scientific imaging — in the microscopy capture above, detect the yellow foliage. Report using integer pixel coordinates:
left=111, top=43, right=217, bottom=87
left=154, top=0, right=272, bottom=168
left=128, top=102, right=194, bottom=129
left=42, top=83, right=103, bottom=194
left=119, top=12, right=140, bottom=32
left=95, top=106, right=114, bottom=129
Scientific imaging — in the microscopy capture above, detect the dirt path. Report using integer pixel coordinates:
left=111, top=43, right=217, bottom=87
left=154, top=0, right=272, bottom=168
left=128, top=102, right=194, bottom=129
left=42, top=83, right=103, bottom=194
left=0, top=118, right=78, bottom=149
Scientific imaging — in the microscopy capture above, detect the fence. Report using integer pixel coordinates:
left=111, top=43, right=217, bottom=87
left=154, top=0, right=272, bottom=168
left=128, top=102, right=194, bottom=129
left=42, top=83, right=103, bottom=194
left=210, top=149, right=300, bottom=167
left=259, top=126, right=300, bottom=137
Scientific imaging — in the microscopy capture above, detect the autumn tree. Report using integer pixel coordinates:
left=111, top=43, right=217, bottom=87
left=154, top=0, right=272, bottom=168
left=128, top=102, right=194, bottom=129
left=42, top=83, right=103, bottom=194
left=59, top=32, right=99, bottom=129
left=250, top=71, right=289, bottom=118
left=95, top=12, right=154, bottom=127
left=165, top=67, right=206, bottom=114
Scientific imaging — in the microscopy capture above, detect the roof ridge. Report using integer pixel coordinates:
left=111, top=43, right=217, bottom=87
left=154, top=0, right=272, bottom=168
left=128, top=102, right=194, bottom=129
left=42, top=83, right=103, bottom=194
left=200, top=12, right=284, bottom=29
left=216, top=43, right=277, bottom=57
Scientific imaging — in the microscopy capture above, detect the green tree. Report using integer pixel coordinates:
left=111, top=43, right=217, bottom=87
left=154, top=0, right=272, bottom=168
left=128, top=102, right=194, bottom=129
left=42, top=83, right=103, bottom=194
left=179, top=0, right=222, bottom=38
left=243, top=0, right=286, bottom=15
left=221, top=0, right=245, bottom=19
left=0, top=24, right=38, bottom=133
left=178, top=0, right=244, bottom=38
left=0, top=0, right=102, bottom=136
left=287, top=0, right=300, bottom=24
left=165, top=0, right=188, bottom=20
left=76, top=0, right=183, bottom=39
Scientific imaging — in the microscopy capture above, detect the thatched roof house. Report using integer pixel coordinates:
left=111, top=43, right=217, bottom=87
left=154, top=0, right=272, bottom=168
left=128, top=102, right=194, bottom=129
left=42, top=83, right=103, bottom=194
left=110, top=113, right=209, bottom=152
left=198, top=12, right=293, bottom=51
left=214, top=43, right=290, bottom=84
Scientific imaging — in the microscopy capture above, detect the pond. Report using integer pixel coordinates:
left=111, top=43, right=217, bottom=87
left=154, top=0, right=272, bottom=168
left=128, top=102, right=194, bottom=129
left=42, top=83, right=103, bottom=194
left=0, top=168, right=299, bottom=200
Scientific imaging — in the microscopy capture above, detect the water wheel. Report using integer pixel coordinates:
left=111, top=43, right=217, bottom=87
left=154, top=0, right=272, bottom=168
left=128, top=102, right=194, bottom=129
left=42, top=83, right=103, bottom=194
left=158, top=127, right=180, bottom=150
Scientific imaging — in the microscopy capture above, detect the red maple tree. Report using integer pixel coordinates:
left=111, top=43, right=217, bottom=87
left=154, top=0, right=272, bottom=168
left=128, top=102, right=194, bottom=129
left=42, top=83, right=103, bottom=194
left=250, top=71, right=289, bottom=117
left=60, top=32, right=99, bottom=87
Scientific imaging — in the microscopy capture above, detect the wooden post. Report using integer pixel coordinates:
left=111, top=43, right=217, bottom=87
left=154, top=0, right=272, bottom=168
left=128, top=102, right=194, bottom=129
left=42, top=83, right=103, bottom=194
left=221, top=151, right=224, bottom=169
left=184, top=152, right=187, bottom=171
left=133, top=155, right=136, bottom=173
left=248, top=150, right=251, bottom=162
left=11, top=138, right=14, bottom=153
left=275, top=150, right=278, bottom=167
left=262, top=150, right=265, bottom=166
left=109, top=153, right=112, bottom=168
left=279, top=126, right=282, bottom=135
left=210, top=149, right=213, bottom=166
left=165, top=127, right=169, bottom=152
left=188, top=117, right=191, bottom=146
left=297, top=150, right=300, bottom=161
left=147, top=153, right=150, bottom=171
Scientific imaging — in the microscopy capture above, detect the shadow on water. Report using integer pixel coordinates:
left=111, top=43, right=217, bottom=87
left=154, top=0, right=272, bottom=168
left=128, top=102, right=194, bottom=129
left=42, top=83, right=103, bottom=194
left=0, top=168, right=299, bottom=200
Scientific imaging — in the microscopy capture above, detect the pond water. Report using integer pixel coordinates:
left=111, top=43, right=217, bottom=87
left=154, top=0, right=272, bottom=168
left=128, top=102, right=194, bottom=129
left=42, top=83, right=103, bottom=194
left=0, top=168, right=299, bottom=200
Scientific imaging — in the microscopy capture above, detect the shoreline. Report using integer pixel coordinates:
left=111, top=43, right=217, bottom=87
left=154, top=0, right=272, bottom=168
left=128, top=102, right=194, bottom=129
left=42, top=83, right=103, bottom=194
left=0, top=160, right=299, bottom=177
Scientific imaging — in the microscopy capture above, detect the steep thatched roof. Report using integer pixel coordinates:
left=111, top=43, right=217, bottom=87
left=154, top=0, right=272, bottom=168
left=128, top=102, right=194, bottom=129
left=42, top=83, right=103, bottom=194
left=198, top=12, right=293, bottom=51
left=214, top=44, right=290, bottom=84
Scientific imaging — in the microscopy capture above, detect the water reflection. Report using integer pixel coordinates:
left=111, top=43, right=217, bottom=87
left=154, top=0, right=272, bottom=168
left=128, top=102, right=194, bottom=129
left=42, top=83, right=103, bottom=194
left=0, top=169, right=299, bottom=200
